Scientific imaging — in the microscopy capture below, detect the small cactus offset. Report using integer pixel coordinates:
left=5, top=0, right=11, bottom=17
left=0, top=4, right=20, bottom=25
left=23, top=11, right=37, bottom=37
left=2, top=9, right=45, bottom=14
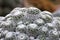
left=0, top=7, right=60, bottom=40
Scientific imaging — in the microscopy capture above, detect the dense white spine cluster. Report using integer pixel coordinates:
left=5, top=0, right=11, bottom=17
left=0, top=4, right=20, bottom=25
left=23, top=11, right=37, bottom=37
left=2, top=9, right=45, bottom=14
left=0, top=7, right=60, bottom=40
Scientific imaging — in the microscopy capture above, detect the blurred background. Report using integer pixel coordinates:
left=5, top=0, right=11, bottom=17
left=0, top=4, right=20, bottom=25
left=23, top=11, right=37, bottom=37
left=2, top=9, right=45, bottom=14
left=1, top=0, right=60, bottom=16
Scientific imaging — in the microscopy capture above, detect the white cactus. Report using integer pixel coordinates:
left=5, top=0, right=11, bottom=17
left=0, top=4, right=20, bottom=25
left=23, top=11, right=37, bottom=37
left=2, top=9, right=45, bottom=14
left=0, top=7, right=60, bottom=40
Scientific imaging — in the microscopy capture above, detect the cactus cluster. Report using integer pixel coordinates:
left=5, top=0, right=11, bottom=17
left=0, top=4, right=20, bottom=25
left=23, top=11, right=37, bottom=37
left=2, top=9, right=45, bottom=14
left=0, top=7, right=60, bottom=40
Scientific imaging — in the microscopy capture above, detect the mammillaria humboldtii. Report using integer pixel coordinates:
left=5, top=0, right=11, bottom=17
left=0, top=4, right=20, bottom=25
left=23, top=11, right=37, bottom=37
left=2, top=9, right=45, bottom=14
left=0, top=7, right=60, bottom=40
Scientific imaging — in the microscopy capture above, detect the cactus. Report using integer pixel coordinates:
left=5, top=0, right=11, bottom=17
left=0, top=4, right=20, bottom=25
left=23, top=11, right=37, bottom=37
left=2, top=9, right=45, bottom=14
left=0, top=7, right=60, bottom=40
